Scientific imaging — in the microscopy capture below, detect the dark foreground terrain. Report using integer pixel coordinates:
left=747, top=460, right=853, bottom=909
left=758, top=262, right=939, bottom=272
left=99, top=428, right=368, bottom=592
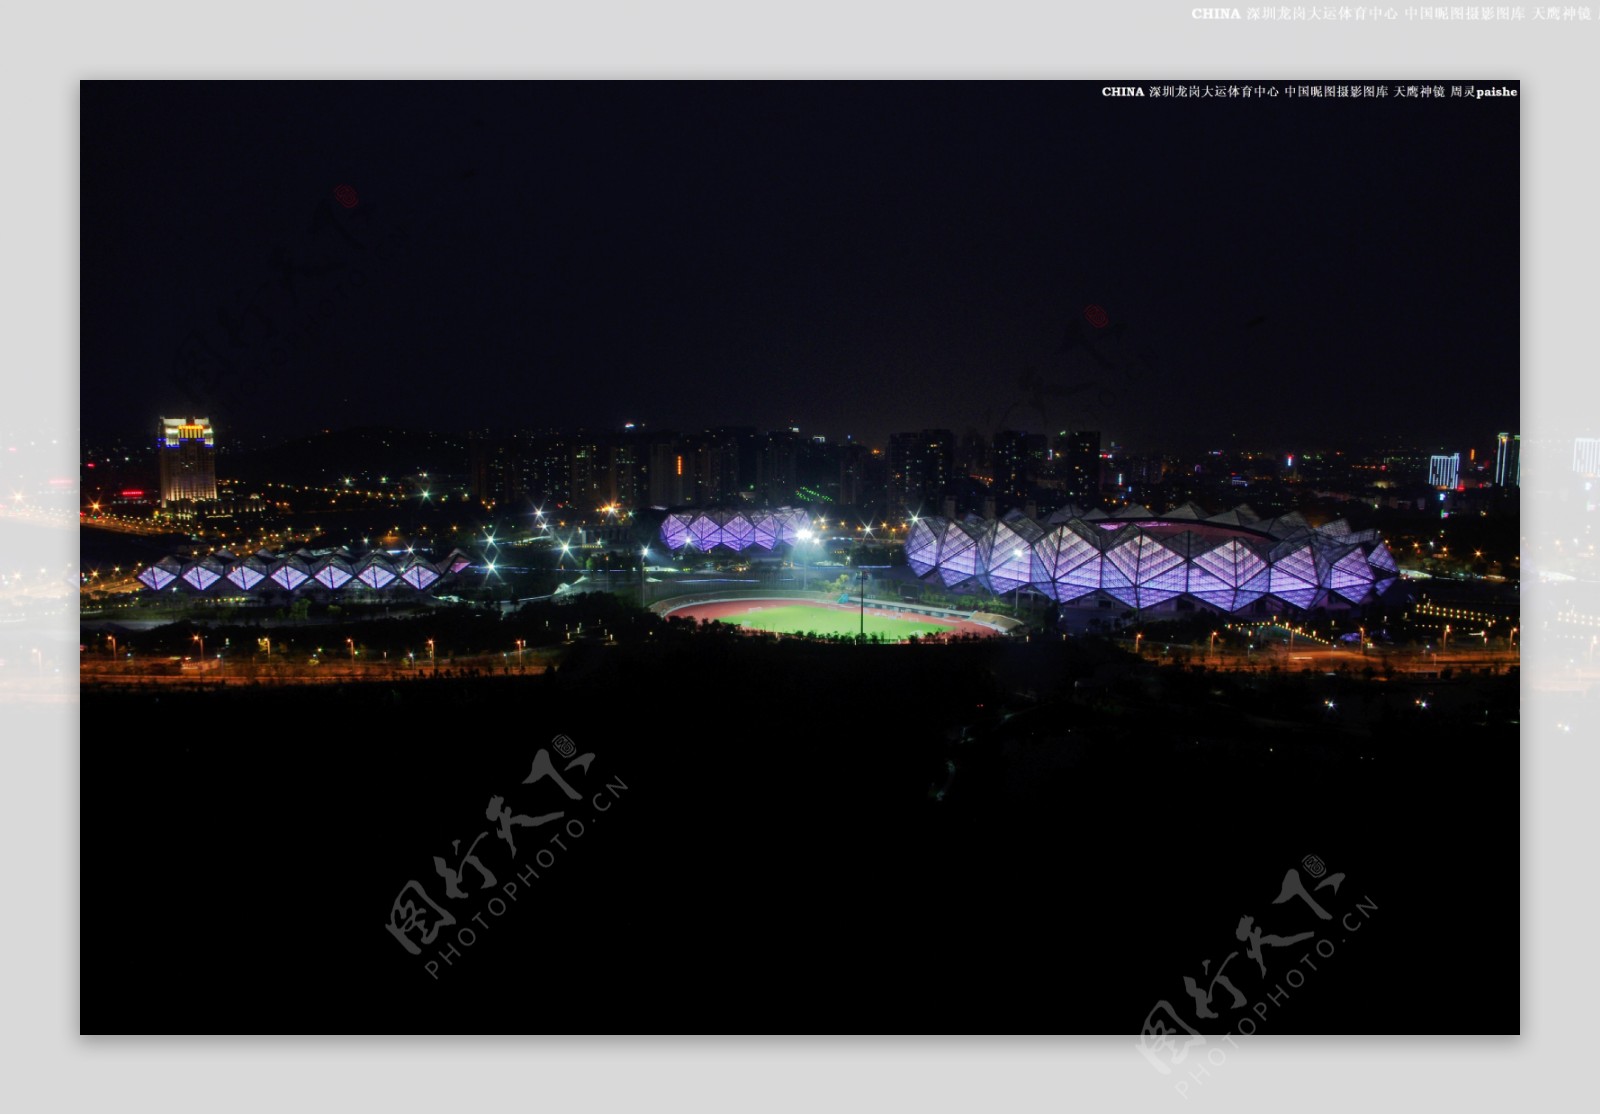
left=81, top=627, right=1518, bottom=1034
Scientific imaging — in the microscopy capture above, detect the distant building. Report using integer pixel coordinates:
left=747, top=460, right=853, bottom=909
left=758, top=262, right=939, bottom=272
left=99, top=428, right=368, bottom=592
left=991, top=430, right=1032, bottom=503
left=1494, top=432, right=1520, bottom=488
left=1063, top=429, right=1101, bottom=504
left=888, top=429, right=955, bottom=513
left=648, top=439, right=686, bottom=506
left=1574, top=437, right=1600, bottom=477
left=157, top=417, right=217, bottom=507
left=1428, top=453, right=1460, bottom=490
left=904, top=502, right=1399, bottom=617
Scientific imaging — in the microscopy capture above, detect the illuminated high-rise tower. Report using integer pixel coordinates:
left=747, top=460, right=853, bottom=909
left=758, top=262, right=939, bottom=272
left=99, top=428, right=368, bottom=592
left=1428, top=453, right=1461, bottom=490
left=1494, top=432, right=1520, bottom=488
left=157, top=416, right=217, bottom=506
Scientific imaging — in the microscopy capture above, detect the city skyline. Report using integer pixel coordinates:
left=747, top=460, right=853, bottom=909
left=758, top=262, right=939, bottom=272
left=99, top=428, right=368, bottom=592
left=81, top=81, right=1519, bottom=452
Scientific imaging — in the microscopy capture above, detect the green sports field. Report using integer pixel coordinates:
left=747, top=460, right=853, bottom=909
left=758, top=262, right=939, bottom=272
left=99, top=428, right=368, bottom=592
left=716, top=602, right=959, bottom=640
left=726, top=604, right=947, bottom=639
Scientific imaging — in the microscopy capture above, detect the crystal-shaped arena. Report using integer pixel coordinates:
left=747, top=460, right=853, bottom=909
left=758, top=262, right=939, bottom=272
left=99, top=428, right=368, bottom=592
left=905, top=504, right=1398, bottom=615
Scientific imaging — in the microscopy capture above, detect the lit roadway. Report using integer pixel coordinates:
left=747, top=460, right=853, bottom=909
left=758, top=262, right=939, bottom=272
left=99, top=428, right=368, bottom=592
left=1132, top=642, right=1519, bottom=677
left=80, top=654, right=553, bottom=688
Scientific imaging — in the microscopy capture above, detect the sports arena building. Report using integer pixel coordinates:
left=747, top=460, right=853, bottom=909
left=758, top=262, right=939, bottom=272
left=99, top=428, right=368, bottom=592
left=135, top=547, right=473, bottom=596
left=905, top=503, right=1399, bottom=616
left=658, top=507, right=813, bottom=553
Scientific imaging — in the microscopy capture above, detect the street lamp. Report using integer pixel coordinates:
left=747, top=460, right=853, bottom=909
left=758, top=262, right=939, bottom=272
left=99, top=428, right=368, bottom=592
left=347, top=637, right=356, bottom=668
left=516, top=638, right=525, bottom=671
left=1134, top=632, right=1143, bottom=657
left=797, top=529, right=814, bottom=591
left=1209, top=630, right=1219, bottom=660
left=192, top=632, right=204, bottom=661
left=106, top=634, right=116, bottom=659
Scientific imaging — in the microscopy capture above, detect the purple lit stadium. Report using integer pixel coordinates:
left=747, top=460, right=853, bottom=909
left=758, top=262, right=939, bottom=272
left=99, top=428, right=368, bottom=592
left=135, top=548, right=473, bottom=595
left=905, top=504, right=1399, bottom=616
left=659, top=507, right=812, bottom=553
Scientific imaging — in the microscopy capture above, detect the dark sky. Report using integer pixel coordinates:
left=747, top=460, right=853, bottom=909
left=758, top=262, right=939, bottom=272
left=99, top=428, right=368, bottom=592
left=81, top=80, right=1519, bottom=453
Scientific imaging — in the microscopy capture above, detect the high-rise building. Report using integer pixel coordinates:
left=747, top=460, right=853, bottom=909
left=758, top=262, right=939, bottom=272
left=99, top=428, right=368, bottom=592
left=157, top=416, right=217, bottom=507
left=1063, top=429, right=1101, bottom=505
left=468, top=430, right=524, bottom=509
left=991, top=430, right=1032, bottom=504
left=648, top=438, right=686, bottom=507
left=887, top=429, right=955, bottom=513
left=1429, top=453, right=1461, bottom=490
left=1494, top=432, right=1520, bottom=488
left=1573, top=437, right=1600, bottom=478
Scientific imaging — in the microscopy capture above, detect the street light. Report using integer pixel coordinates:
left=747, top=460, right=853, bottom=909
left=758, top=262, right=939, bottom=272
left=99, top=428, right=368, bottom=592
left=192, top=632, right=204, bottom=661
left=1134, top=632, right=1143, bottom=657
left=516, top=638, right=525, bottom=671
left=106, top=634, right=116, bottom=659
left=1209, top=630, right=1219, bottom=660
left=427, top=638, right=436, bottom=671
left=797, top=529, right=814, bottom=591
left=347, top=637, right=356, bottom=668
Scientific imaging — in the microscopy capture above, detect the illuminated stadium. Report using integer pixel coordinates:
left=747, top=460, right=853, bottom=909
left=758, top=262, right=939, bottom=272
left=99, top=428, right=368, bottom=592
left=905, top=503, right=1400, bottom=616
left=659, top=507, right=812, bottom=553
left=135, top=548, right=473, bottom=595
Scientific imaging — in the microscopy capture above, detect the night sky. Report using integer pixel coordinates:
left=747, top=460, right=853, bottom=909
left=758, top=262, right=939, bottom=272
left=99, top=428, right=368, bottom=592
left=81, top=81, right=1519, bottom=452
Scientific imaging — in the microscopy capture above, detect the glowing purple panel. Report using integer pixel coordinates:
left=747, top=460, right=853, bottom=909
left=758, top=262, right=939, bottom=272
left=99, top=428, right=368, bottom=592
left=775, top=509, right=809, bottom=546
left=1035, top=527, right=1101, bottom=602
left=357, top=563, right=396, bottom=590
left=182, top=564, right=221, bottom=591
left=137, top=566, right=176, bottom=591
left=750, top=512, right=777, bottom=550
left=401, top=564, right=439, bottom=590
left=937, top=521, right=982, bottom=587
left=722, top=514, right=755, bottom=551
left=1268, top=545, right=1318, bottom=608
left=1192, top=542, right=1240, bottom=588
left=448, top=556, right=471, bottom=574
left=1135, top=540, right=1188, bottom=606
left=981, top=519, right=1038, bottom=595
left=226, top=564, right=265, bottom=590
left=314, top=565, right=353, bottom=590
left=270, top=564, right=309, bottom=591
left=688, top=513, right=721, bottom=551
left=1329, top=549, right=1374, bottom=600
left=660, top=514, right=693, bottom=551
left=1100, top=537, right=1141, bottom=606
left=1236, top=561, right=1272, bottom=609
left=905, top=517, right=944, bottom=576
left=1367, top=541, right=1399, bottom=576
left=1184, top=545, right=1233, bottom=605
